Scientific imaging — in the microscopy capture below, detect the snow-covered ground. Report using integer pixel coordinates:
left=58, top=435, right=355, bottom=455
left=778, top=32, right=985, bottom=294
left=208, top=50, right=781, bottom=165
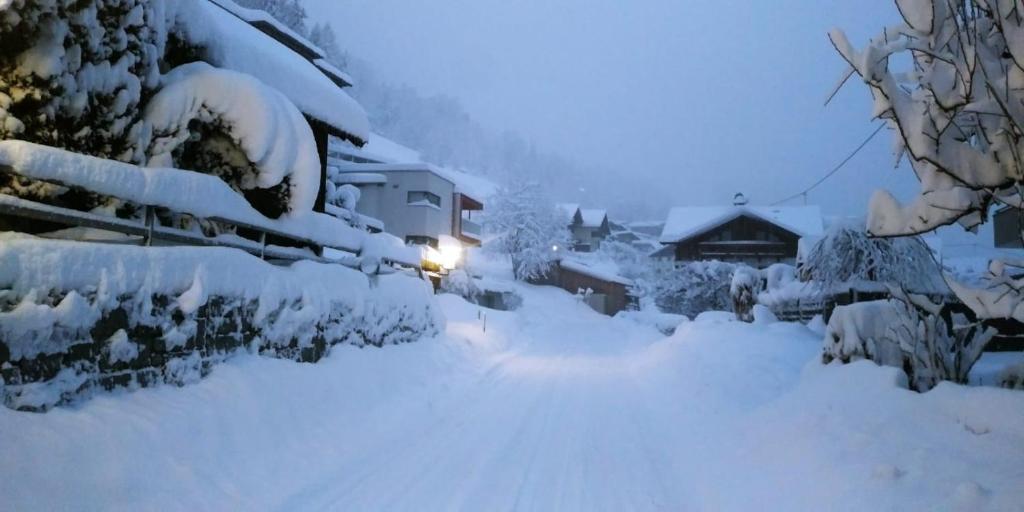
left=1, top=277, right=1022, bottom=511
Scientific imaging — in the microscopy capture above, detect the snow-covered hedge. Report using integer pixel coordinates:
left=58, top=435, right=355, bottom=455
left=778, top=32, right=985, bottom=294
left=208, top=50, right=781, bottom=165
left=0, top=234, right=442, bottom=411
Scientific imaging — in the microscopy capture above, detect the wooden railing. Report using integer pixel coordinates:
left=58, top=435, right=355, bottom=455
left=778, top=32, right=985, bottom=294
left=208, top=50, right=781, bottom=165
left=0, top=143, right=421, bottom=273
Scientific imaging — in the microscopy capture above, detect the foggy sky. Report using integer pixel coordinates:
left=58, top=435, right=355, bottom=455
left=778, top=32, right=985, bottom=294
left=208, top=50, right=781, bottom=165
left=305, top=0, right=988, bottom=247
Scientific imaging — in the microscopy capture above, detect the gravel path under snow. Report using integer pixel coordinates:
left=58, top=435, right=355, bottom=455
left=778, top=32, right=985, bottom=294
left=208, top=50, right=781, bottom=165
left=1, top=284, right=1022, bottom=511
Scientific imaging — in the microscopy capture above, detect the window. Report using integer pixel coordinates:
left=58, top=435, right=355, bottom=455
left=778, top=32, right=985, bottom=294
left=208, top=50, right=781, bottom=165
left=407, top=190, right=441, bottom=208
left=406, top=235, right=439, bottom=249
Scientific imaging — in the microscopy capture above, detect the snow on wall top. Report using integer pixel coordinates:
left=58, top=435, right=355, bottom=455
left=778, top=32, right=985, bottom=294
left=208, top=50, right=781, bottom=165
left=660, top=205, right=825, bottom=244
left=173, top=0, right=369, bottom=143
left=579, top=209, right=607, bottom=229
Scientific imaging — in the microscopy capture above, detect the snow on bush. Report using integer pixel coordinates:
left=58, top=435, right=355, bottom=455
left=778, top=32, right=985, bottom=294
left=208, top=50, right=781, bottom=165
left=998, top=362, right=1024, bottom=390
left=799, top=221, right=945, bottom=294
left=144, top=62, right=321, bottom=217
left=730, top=266, right=762, bottom=323
left=831, top=0, right=1024, bottom=323
left=440, top=268, right=481, bottom=303
left=654, top=260, right=736, bottom=318
left=484, top=183, right=571, bottom=281
left=824, top=288, right=995, bottom=392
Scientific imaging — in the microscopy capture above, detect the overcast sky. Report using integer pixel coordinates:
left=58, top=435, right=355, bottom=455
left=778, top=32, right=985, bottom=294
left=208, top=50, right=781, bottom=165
left=305, top=0, right=991, bottom=247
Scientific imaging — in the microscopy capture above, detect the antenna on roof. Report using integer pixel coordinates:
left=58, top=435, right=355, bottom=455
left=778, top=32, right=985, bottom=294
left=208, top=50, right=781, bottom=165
left=733, top=192, right=749, bottom=206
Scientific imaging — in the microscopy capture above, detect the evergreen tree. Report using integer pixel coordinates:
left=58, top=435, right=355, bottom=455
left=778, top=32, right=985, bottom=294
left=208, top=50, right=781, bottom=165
left=233, top=0, right=309, bottom=36
left=309, top=22, right=348, bottom=70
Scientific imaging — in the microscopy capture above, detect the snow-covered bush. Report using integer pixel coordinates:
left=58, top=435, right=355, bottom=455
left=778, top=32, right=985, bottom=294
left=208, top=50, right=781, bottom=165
left=440, top=268, right=480, bottom=303
left=730, top=266, right=762, bottom=323
left=484, top=183, right=571, bottom=281
left=998, top=362, right=1024, bottom=390
left=831, top=0, right=1024, bottom=322
left=799, top=222, right=944, bottom=294
left=145, top=62, right=320, bottom=218
left=654, top=260, right=736, bottom=318
left=824, top=288, right=995, bottom=392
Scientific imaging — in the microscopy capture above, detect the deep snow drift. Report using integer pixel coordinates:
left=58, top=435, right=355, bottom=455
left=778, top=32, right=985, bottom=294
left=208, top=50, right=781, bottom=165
left=1, top=279, right=1021, bottom=511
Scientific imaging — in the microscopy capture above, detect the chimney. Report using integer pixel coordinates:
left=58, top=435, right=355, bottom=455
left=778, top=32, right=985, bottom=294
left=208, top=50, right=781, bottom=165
left=733, top=192, right=748, bottom=206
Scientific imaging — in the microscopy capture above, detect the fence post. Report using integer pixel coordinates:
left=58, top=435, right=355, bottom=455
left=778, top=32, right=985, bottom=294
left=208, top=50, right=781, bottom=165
left=259, top=231, right=267, bottom=260
left=143, top=205, right=155, bottom=247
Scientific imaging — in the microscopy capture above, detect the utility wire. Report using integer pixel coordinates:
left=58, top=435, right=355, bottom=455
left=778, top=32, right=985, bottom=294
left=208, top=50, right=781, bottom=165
left=771, top=122, right=886, bottom=206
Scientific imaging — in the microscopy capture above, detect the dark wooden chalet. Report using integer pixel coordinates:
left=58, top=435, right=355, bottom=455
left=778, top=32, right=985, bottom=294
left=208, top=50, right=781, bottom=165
left=657, top=201, right=823, bottom=268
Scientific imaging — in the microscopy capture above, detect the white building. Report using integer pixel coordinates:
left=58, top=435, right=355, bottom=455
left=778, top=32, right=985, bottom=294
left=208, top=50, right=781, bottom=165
left=557, top=204, right=611, bottom=252
left=328, top=135, right=493, bottom=249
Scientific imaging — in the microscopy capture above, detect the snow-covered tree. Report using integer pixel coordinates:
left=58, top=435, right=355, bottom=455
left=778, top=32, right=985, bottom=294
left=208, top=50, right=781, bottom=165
left=831, top=0, right=1024, bottom=321
left=485, top=183, right=571, bottom=281
left=730, top=266, right=762, bottom=323
left=800, top=221, right=945, bottom=294
left=654, top=260, right=736, bottom=318
left=309, top=22, right=348, bottom=70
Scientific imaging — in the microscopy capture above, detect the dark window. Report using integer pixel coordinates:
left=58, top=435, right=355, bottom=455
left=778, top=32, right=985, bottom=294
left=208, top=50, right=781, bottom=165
left=406, top=235, right=439, bottom=249
left=407, top=190, right=441, bottom=208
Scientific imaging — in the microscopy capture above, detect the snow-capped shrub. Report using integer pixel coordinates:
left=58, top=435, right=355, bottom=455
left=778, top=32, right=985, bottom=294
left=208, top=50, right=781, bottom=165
left=654, top=260, right=735, bottom=318
left=144, top=62, right=321, bottom=218
left=730, top=266, right=762, bottom=323
left=799, top=222, right=944, bottom=294
left=823, top=288, right=995, bottom=392
left=440, top=269, right=480, bottom=303
left=998, top=362, right=1024, bottom=391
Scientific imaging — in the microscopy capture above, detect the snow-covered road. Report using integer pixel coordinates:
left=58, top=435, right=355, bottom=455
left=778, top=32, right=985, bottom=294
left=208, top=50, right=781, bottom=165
left=2, top=284, right=1023, bottom=511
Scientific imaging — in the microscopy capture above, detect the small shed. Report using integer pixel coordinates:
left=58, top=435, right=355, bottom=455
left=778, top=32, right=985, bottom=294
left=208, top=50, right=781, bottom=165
left=530, top=259, right=634, bottom=316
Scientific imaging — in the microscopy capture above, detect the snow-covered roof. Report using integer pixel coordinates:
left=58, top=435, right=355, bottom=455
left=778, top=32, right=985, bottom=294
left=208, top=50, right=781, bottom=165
left=328, top=134, right=422, bottom=165
left=329, top=171, right=387, bottom=185
left=175, top=0, right=369, bottom=144
left=334, top=162, right=497, bottom=202
left=313, top=59, right=354, bottom=88
left=559, top=259, right=632, bottom=286
left=208, top=0, right=324, bottom=60
left=557, top=203, right=581, bottom=224
left=660, top=205, right=824, bottom=244
left=580, top=209, right=607, bottom=229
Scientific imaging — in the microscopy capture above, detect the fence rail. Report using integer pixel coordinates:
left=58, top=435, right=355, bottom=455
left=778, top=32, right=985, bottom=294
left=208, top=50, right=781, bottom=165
left=0, top=154, right=420, bottom=273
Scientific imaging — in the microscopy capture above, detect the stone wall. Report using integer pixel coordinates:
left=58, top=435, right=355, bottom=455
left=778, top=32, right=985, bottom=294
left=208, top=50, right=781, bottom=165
left=0, top=236, right=442, bottom=412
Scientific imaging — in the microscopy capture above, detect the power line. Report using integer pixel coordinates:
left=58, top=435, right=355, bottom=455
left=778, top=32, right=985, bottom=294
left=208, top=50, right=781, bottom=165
left=771, top=122, right=886, bottom=206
